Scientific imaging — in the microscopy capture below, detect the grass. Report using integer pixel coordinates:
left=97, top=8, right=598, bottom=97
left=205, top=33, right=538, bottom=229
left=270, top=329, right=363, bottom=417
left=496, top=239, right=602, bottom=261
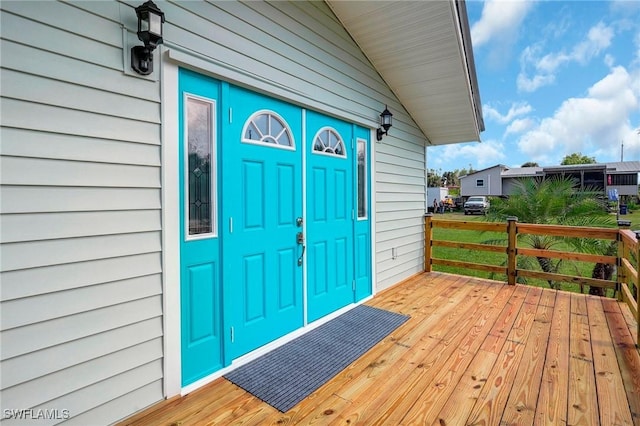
left=429, top=209, right=640, bottom=296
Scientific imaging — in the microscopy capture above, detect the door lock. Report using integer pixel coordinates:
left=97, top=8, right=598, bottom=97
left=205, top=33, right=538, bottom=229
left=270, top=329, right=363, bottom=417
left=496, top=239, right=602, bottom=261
left=296, top=217, right=304, bottom=227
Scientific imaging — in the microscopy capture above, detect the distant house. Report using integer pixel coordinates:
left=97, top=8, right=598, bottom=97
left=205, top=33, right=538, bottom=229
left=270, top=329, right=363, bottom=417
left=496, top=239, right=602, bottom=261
left=459, top=164, right=508, bottom=197
left=0, top=0, right=483, bottom=424
left=460, top=162, right=640, bottom=199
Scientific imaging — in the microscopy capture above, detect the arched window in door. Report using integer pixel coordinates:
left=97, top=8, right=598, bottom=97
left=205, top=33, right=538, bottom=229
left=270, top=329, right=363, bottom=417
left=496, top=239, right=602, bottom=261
left=241, top=110, right=295, bottom=150
left=312, top=127, right=346, bottom=157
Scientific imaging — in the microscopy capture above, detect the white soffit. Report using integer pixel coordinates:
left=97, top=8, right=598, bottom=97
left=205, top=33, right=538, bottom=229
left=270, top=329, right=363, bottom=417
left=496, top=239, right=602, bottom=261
left=327, top=0, right=484, bottom=145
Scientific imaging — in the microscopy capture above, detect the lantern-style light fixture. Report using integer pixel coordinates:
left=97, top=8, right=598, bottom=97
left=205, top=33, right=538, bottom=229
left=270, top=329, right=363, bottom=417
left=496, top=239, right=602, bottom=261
left=376, top=106, right=393, bottom=141
left=131, top=0, right=165, bottom=75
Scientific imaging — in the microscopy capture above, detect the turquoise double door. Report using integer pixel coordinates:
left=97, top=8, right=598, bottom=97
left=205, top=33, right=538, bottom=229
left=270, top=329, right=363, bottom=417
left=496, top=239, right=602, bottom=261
left=179, top=69, right=372, bottom=385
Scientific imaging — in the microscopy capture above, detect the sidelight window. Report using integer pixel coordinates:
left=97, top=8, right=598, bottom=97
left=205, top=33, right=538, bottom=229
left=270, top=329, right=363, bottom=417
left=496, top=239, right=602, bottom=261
left=185, top=95, right=217, bottom=238
left=357, top=138, right=367, bottom=218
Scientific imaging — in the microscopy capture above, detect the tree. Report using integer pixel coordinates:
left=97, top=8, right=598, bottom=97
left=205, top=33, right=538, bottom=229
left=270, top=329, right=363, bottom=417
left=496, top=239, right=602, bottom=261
left=521, top=161, right=539, bottom=167
left=427, top=169, right=442, bottom=187
left=560, top=153, right=596, bottom=165
left=486, top=176, right=614, bottom=290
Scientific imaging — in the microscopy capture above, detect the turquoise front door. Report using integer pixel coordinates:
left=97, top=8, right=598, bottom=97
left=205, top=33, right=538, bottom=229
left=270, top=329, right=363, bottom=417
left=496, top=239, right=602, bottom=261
left=179, top=69, right=223, bottom=385
left=222, top=85, right=304, bottom=359
left=178, top=69, right=372, bottom=383
left=306, top=111, right=357, bottom=322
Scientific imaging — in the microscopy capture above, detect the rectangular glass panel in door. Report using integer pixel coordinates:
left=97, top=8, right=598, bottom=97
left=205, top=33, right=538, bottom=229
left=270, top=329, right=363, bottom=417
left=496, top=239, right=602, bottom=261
left=357, top=138, right=368, bottom=219
left=187, top=98, right=215, bottom=237
left=179, top=69, right=222, bottom=386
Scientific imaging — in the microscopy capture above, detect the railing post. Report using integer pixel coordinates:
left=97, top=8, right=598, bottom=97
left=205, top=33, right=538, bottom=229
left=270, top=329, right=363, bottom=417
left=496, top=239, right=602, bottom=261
left=424, top=213, right=433, bottom=272
left=617, top=220, right=631, bottom=301
left=507, top=216, right=518, bottom=285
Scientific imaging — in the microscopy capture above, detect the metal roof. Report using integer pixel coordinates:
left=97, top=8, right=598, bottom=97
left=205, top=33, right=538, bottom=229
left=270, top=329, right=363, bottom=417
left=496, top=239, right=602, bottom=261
left=501, top=167, right=544, bottom=177
left=326, top=0, right=484, bottom=145
left=605, top=161, right=640, bottom=173
left=465, top=162, right=640, bottom=179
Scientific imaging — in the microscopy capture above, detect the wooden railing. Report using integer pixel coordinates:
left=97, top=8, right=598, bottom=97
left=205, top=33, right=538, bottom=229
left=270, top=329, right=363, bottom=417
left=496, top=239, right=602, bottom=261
left=424, top=214, right=640, bottom=346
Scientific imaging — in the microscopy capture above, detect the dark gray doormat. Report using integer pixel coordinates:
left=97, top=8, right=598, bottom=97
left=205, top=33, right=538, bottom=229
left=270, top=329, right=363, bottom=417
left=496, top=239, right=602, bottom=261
left=224, top=304, right=409, bottom=412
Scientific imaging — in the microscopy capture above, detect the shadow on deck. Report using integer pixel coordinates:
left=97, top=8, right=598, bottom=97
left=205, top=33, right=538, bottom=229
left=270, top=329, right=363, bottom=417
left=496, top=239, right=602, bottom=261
left=121, top=272, right=640, bottom=425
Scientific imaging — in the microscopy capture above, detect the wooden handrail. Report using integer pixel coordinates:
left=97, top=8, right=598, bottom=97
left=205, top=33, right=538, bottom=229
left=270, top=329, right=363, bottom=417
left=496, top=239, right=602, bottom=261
left=424, top=215, right=640, bottom=346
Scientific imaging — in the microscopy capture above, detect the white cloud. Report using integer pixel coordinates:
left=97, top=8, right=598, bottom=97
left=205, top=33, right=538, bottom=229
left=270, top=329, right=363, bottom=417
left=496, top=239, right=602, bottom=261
left=428, top=140, right=506, bottom=171
left=505, top=117, right=536, bottom=135
left=516, top=71, right=556, bottom=93
left=483, top=102, right=533, bottom=124
left=517, top=66, right=639, bottom=164
left=517, top=22, right=614, bottom=92
left=470, top=0, right=534, bottom=68
left=573, top=22, right=614, bottom=63
left=471, top=0, right=533, bottom=48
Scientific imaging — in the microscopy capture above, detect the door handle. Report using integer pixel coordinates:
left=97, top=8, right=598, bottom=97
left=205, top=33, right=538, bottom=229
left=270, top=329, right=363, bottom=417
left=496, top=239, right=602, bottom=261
left=296, top=232, right=305, bottom=266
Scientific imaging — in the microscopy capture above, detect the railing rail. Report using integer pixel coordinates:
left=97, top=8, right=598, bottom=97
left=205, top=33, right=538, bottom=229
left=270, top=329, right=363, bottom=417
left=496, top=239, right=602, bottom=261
left=424, top=214, right=640, bottom=346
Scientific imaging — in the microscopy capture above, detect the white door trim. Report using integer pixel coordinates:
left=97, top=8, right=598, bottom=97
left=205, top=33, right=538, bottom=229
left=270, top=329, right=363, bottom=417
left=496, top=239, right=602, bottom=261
left=160, top=52, right=182, bottom=398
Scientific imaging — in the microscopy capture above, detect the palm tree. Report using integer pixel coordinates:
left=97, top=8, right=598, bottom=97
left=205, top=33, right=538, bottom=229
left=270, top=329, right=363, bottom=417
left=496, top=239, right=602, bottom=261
left=486, top=176, right=615, bottom=290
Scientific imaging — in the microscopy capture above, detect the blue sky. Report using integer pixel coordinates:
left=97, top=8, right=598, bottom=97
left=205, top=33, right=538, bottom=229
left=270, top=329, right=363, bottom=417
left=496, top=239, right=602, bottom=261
left=427, top=0, right=640, bottom=173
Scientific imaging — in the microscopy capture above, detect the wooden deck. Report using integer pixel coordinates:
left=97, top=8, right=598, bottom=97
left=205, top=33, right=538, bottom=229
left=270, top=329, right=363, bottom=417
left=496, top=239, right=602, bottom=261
left=121, top=272, right=640, bottom=426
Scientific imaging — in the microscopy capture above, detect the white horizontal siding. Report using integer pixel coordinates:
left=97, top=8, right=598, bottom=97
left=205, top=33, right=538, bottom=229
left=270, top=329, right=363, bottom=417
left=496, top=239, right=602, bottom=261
left=1, top=128, right=160, bottom=165
left=2, top=274, right=161, bottom=330
left=0, top=339, right=163, bottom=410
left=1, top=296, right=162, bottom=360
left=1, top=40, right=157, bottom=101
left=28, top=369, right=162, bottom=426
left=0, top=8, right=122, bottom=70
left=0, top=1, right=122, bottom=47
left=0, top=1, right=164, bottom=424
left=2, top=99, right=159, bottom=143
left=1, top=231, right=161, bottom=272
left=375, top=134, right=428, bottom=291
left=0, top=186, right=161, bottom=213
left=63, top=379, right=163, bottom=426
left=2, top=318, right=162, bottom=389
left=1, top=210, right=161, bottom=243
left=2, top=69, right=159, bottom=123
left=1, top=157, right=160, bottom=188
left=0, top=253, right=162, bottom=301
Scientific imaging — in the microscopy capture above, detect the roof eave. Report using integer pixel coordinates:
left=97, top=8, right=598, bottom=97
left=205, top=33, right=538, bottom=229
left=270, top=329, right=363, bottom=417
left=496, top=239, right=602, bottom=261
left=326, top=0, right=484, bottom=145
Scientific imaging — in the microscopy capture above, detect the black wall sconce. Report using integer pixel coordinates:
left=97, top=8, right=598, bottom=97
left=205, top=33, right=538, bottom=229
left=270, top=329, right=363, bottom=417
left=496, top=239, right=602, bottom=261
left=376, top=106, right=393, bottom=141
left=131, top=0, right=165, bottom=75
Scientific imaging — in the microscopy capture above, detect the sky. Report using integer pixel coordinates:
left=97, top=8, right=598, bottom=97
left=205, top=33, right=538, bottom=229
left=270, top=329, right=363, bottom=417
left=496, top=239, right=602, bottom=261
left=426, top=0, right=640, bottom=173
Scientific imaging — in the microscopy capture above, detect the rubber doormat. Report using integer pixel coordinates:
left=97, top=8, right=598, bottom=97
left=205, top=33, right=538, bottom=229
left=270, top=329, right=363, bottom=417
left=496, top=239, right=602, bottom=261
left=224, top=304, right=409, bottom=412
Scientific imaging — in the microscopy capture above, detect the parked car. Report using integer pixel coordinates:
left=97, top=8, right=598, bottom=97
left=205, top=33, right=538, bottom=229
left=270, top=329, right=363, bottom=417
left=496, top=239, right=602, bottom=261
left=464, top=196, right=490, bottom=215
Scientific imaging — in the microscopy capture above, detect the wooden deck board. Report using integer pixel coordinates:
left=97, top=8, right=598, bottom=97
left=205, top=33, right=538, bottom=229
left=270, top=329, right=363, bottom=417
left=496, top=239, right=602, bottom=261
left=601, top=298, right=640, bottom=425
left=567, top=293, right=599, bottom=426
left=466, top=285, right=542, bottom=426
left=500, top=292, right=553, bottom=425
left=374, top=282, right=513, bottom=425
left=588, top=297, right=635, bottom=425
left=119, top=272, right=640, bottom=426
